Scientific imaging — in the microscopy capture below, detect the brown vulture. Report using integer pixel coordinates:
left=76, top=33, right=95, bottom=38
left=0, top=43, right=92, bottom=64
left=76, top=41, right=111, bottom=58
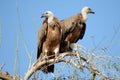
left=37, top=11, right=62, bottom=73
left=60, top=6, right=95, bottom=52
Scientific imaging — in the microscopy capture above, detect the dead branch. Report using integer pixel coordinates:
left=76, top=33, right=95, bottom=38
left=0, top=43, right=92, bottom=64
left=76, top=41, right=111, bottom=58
left=0, top=63, right=5, bottom=72
left=16, top=1, right=32, bottom=69
left=0, top=72, right=19, bottom=80
left=24, top=51, right=112, bottom=80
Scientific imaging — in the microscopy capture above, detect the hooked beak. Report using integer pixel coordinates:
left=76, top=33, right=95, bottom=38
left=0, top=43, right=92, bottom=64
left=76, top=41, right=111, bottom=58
left=90, top=11, right=95, bottom=14
left=40, top=14, right=45, bottom=18
left=90, top=9, right=95, bottom=14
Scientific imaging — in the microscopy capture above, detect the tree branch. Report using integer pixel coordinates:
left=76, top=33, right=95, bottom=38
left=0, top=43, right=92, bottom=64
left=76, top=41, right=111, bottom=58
left=0, top=72, right=19, bottom=80
left=24, top=50, right=112, bottom=80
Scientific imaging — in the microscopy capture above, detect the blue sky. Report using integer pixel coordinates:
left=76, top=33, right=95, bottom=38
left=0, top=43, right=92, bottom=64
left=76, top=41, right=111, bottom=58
left=0, top=0, right=120, bottom=79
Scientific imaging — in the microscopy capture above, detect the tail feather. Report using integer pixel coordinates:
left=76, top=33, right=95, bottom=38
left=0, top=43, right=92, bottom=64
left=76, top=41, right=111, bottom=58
left=47, top=65, right=54, bottom=73
left=42, top=51, right=55, bottom=73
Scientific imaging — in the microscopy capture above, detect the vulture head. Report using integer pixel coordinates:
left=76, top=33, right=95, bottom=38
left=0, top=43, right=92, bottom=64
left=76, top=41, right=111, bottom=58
left=81, top=6, right=95, bottom=22
left=82, top=6, right=95, bottom=14
left=41, top=11, right=54, bottom=24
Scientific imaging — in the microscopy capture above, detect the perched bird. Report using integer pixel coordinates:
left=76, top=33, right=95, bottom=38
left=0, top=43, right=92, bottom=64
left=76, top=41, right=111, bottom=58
left=37, top=11, right=62, bottom=73
left=60, top=6, right=95, bottom=52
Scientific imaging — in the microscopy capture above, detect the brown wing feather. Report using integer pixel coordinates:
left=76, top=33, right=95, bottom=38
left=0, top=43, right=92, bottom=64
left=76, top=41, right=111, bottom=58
left=79, top=23, right=86, bottom=39
left=60, top=13, right=86, bottom=52
left=60, top=15, right=77, bottom=33
left=60, top=13, right=84, bottom=40
left=60, top=13, right=85, bottom=42
left=37, top=19, right=48, bottom=59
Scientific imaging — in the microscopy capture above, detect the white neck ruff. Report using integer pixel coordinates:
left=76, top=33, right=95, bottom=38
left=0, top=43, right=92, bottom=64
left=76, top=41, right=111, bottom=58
left=48, top=16, right=54, bottom=25
left=82, top=12, right=88, bottom=22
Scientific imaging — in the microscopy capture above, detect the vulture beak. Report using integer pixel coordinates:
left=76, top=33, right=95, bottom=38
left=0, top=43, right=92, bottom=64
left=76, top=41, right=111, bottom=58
left=89, top=8, right=95, bottom=14
left=90, top=11, right=95, bottom=14
left=40, top=14, right=45, bottom=18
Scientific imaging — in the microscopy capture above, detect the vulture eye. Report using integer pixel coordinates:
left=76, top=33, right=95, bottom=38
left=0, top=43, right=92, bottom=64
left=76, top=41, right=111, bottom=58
left=88, top=8, right=91, bottom=10
left=46, top=12, right=48, bottom=14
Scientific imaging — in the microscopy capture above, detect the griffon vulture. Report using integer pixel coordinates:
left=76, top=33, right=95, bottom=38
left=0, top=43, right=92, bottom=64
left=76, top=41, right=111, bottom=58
left=60, top=6, right=95, bottom=52
left=37, top=11, right=62, bottom=73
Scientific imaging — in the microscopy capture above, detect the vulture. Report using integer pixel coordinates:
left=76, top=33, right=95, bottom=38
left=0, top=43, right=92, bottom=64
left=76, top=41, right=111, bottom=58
left=37, top=11, right=62, bottom=73
left=60, top=6, right=95, bottom=52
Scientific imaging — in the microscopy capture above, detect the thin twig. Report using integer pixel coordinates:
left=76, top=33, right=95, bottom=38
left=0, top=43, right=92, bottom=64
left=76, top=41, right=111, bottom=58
left=0, top=18, right=2, bottom=47
left=16, top=0, right=32, bottom=69
left=0, top=63, right=5, bottom=72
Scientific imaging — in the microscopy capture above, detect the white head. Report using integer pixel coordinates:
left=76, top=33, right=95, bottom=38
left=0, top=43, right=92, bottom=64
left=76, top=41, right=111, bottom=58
left=81, top=6, right=95, bottom=22
left=41, top=11, right=54, bottom=24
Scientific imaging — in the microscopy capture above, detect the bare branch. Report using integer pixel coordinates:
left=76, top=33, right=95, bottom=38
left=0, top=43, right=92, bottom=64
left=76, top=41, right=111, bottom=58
left=24, top=50, right=112, bottom=80
left=0, top=63, right=5, bottom=72
left=16, top=0, right=32, bottom=69
left=0, top=18, right=2, bottom=47
left=24, top=52, right=72, bottom=80
left=0, top=72, right=19, bottom=80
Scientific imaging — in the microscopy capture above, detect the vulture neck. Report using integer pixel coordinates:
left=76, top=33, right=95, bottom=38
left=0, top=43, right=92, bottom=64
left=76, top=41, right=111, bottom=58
left=81, top=12, right=88, bottom=22
left=47, top=16, right=54, bottom=25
